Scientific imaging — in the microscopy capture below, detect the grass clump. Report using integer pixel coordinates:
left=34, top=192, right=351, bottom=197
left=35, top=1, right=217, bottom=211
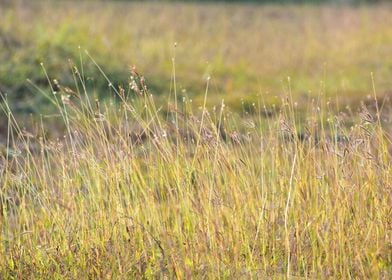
left=0, top=60, right=391, bottom=278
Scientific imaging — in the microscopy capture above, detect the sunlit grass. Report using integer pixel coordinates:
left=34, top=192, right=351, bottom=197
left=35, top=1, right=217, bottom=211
left=0, top=58, right=391, bottom=278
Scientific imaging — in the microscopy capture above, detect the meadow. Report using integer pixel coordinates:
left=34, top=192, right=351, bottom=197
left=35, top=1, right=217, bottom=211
left=0, top=1, right=391, bottom=279
left=2, top=1, right=392, bottom=110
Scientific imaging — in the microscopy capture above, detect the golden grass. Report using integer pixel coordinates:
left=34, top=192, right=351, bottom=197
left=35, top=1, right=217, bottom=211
left=0, top=59, right=391, bottom=278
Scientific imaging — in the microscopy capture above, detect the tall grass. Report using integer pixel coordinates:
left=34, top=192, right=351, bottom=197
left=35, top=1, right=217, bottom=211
left=0, top=57, right=391, bottom=278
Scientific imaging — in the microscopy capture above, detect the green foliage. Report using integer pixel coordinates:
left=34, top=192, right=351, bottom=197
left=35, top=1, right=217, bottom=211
left=1, top=1, right=392, bottom=115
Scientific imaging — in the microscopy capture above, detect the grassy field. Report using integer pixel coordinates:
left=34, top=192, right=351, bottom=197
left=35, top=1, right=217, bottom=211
left=0, top=1, right=392, bottom=279
left=1, top=62, right=391, bottom=278
left=1, top=1, right=392, bottom=110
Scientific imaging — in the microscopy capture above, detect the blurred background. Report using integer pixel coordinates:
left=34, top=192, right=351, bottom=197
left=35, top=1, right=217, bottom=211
left=0, top=0, right=391, bottom=119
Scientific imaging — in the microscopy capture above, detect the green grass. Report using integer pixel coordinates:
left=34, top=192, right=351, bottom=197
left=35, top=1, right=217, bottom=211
left=2, top=1, right=392, bottom=112
left=0, top=57, right=391, bottom=278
